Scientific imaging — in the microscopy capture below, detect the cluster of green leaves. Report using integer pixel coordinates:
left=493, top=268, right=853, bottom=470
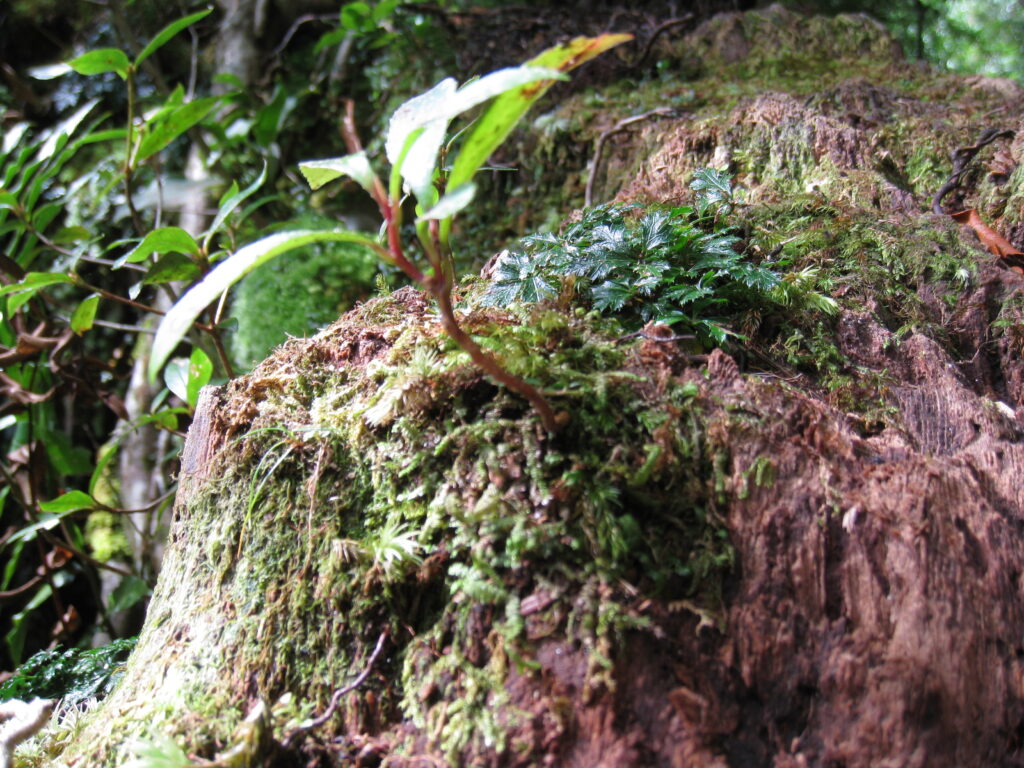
left=0, top=637, right=135, bottom=706
left=484, top=169, right=837, bottom=345
left=0, top=7, right=300, bottom=667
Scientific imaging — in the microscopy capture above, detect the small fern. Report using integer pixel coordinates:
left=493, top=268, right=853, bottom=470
left=483, top=170, right=835, bottom=346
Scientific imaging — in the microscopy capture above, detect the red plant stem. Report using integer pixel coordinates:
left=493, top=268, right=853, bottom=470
left=434, top=285, right=559, bottom=433
left=340, top=99, right=559, bottom=432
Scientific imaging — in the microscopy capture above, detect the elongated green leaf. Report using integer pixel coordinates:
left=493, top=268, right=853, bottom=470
left=163, top=357, right=190, bottom=404
left=68, top=48, right=131, bottom=79
left=70, top=294, right=100, bottom=334
left=39, top=490, right=96, bottom=513
left=136, top=96, right=219, bottom=161
left=149, top=229, right=387, bottom=381
left=109, top=575, right=150, bottom=613
left=446, top=34, right=632, bottom=199
left=0, top=271, right=74, bottom=297
left=135, top=9, right=213, bottom=68
left=143, top=253, right=201, bottom=284
left=89, top=440, right=118, bottom=498
left=38, top=98, right=99, bottom=161
left=385, top=67, right=563, bottom=206
left=385, top=77, right=456, bottom=171
left=341, top=1, right=372, bottom=31
left=117, top=226, right=199, bottom=267
left=299, top=152, right=376, bottom=192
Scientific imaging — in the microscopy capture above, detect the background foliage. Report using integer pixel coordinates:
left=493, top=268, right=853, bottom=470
left=0, top=0, right=1017, bottom=703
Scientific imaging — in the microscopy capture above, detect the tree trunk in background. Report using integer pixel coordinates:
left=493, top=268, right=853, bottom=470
left=58, top=6, right=1024, bottom=767
left=116, top=0, right=264, bottom=583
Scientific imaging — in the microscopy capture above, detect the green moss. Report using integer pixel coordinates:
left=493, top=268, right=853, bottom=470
left=58, top=288, right=738, bottom=765
left=228, top=238, right=379, bottom=371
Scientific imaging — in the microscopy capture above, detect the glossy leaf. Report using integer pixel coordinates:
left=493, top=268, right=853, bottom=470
left=117, top=226, right=199, bottom=267
left=446, top=34, right=632, bottom=201
left=149, top=229, right=387, bottom=381
left=163, top=357, right=190, bottom=404
left=0, top=272, right=74, bottom=312
left=109, top=576, right=150, bottom=613
left=204, top=162, right=268, bottom=248
left=68, top=48, right=131, bottom=80
left=70, top=294, right=100, bottom=335
left=385, top=67, right=562, bottom=204
left=135, top=9, right=213, bottom=68
left=143, top=253, right=201, bottom=284
left=416, top=182, right=476, bottom=221
left=39, top=490, right=96, bottom=513
left=136, top=96, right=220, bottom=161
left=186, top=347, right=213, bottom=409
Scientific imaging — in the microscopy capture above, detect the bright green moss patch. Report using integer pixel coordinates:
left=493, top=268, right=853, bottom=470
left=228, top=237, right=379, bottom=371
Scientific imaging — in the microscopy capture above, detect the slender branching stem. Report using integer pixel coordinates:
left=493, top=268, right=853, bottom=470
left=74, top=278, right=165, bottom=316
left=434, top=284, right=559, bottom=433
left=340, top=101, right=561, bottom=432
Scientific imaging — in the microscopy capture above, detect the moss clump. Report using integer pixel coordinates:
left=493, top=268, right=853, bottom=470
left=228, top=238, right=379, bottom=371
left=55, top=286, right=736, bottom=765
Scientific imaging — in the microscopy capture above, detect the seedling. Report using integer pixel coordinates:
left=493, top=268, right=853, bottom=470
left=150, top=35, right=632, bottom=432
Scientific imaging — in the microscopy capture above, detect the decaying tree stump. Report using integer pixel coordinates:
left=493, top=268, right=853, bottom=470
left=52, top=6, right=1024, bottom=767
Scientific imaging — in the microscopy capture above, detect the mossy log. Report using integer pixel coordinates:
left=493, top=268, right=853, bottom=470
left=50, top=6, right=1024, bottom=767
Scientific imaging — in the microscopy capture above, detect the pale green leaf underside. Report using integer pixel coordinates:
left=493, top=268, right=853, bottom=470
left=385, top=67, right=562, bottom=206
left=299, top=152, right=376, bottom=192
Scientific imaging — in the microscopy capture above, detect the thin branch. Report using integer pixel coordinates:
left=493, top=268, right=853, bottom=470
left=931, top=127, right=1015, bottom=215
left=74, top=278, right=165, bottom=316
left=281, top=630, right=389, bottom=749
left=435, top=287, right=561, bottom=433
left=40, top=529, right=134, bottom=578
left=585, top=107, right=682, bottom=207
left=632, top=15, right=694, bottom=69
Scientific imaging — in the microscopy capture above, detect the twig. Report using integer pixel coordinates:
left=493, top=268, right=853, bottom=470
left=281, top=631, right=389, bottom=749
left=270, top=13, right=336, bottom=58
left=633, top=15, right=694, bottom=69
left=585, top=107, right=682, bottom=207
left=615, top=327, right=696, bottom=344
left=931, top=127, right=1015, bottom=215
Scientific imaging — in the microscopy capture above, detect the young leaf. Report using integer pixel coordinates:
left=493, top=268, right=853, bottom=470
left=39, top=490, right=96, bottom=514
left=136, top=96, right=220, bottom=161
left=68, top=48, right=131, bottom=80
left=148, top=229, right=387, bottom=381
left=299, top=152, right=376, bottom=192
left=385, top=67, right=562, bottom=205
left=135, top=9, right=213, bottom=68
left=203, top=162, right=268, bottom=249
left=70, top=294, right=100, bottom=335
left=0, top=272, right=75, bottom=296
left=445, top=35, right=632, bottom=201
left=186, top=347, right=213, bottom=408
left=116, top=226, right=200, bottom=267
